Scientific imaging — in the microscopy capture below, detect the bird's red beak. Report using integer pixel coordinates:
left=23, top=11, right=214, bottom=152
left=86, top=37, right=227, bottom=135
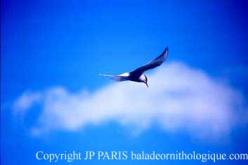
left=145, top=82, right=149, bottom=88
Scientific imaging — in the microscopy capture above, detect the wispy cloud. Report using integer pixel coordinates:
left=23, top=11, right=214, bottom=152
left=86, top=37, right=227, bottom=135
left=13, top=92, right=42, bottom=116
left=13, top=62, right=247, bottom=139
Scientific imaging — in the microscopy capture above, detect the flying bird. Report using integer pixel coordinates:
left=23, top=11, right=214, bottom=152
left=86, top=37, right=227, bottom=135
left=100, top=47, right=169, bottom=87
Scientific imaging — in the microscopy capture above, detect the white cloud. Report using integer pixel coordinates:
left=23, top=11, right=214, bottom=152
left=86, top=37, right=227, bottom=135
left=13, top=62, right=246, bottom=139
left=13, top=92, right=42, bottom=116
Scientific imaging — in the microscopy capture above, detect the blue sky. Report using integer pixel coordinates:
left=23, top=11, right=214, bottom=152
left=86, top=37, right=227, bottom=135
left=1, top=0, right=248, bottom=164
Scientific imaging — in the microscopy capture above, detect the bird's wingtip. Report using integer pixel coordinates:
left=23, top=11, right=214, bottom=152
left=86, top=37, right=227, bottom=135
left=98, top=73, right=114, bottom=78
left=98, top=73, right=109, bottom=77
left=161, top=46, right=168, bottom=56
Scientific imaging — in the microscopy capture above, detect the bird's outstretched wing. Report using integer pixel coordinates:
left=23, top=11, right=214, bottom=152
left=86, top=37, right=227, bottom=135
left=130, top=47, right=168, bottom=77
left=98, top=73, right=129, bottom=81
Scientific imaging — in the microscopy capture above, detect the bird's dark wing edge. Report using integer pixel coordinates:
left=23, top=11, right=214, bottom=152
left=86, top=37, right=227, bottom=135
left=130, top=47, right=169, bottom=77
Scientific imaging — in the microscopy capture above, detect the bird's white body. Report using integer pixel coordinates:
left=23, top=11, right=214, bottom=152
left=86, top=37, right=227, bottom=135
left=119, top=72, right=130, bottom=77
